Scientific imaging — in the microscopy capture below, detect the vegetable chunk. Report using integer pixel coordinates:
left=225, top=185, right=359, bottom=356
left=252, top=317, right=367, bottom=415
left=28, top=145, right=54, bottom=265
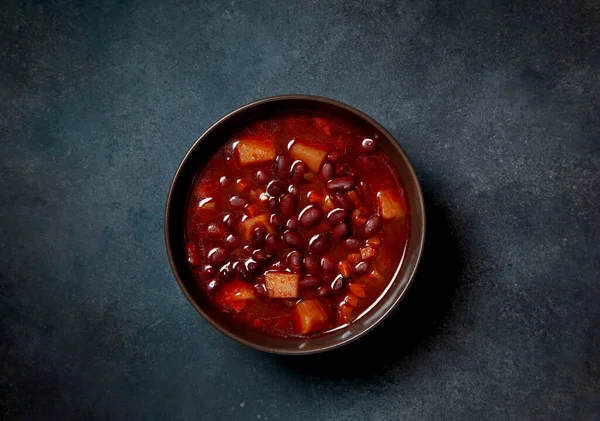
left=377, top=190, right=407, bottom=220
left=265, top=272, right=300, bottom=298
left=215, top=279, right=256, bottom=312
left=293, top=299, right=328, bottom=334
left=235, top=136, right=276, bottom=167
left=240, top=214, right=274, bottom=241
left=290, top=140, right=328, bottom=173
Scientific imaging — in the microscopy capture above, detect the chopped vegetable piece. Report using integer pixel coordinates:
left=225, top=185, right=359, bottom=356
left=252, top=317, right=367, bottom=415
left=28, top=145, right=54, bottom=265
left=235, top=136, right=276, bottom=167
left=293, top=299, right=328, bottom=334
left=197, top=198, right=217, bottom=211
left=348, top=283, right=366, bottom=298
left=240, top=214, right=274, bottom=240
left=347, top=190, right=361, bottom=206
left=323, top=195, right=335, bottom=212
left=377, top=190, right=407, bottom=220
left=365, top=269, right=383, bottom=282
left=337, top=303, right=354, bottom=324
left=314, top=118, right=331, bottom=136
left=236, top=178, right=251, bottom=193
left=290, top=140, right=328, bottom=173
left=344, top=294, right=359, bottom=307
left=366, top=237, right=382, bottom=247
left=244, top=204, right=264, bottom=218
left=307, top=190, right=326, bottom=204
left=338, top=260, right=353, bottom=278
left=347, top=252, right=362, bottom=265
left=215, top=279, right=256, bottom=312
left=360, top=246, right=378, bottom=261
left=265, top=272, right=300, bottom=298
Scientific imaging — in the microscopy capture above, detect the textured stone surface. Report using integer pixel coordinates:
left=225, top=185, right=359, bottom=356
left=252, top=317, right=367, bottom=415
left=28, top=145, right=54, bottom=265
left=1, top=0, right=599, bottom=420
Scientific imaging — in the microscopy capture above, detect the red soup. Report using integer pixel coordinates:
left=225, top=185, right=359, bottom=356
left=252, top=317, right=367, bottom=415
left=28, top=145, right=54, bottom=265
left=185, top=113, right=410, bottom=338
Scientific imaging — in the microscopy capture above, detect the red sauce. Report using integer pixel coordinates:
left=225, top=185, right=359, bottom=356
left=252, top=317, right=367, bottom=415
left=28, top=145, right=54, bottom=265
left=185, top=113, right=410, bottom=338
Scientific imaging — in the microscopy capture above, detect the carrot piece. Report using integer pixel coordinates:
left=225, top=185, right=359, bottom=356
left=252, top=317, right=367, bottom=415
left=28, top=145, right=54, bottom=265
left=360, top=246, right=378, bottom=261
left=348, top=283, right=366, bottom=298
left=265, top=272, right=300, bottom=298
left=235, top=136, right=276, bottom=167
left=366, top=237, right=382, bottom=248
left=293, top=299, right=328, bottom=334
left=347, top=252, right=362, bottom=265
left=338, top=260, right=354, bottom=278
left=344, top=294, right=359, bottom=307
left=337, top=303, right=354, bottom=324
left=365, top=269, right=383, bottom=282
left=240, top=214, right=274, bottom=240
left=307, top=190, right=326, bottom=204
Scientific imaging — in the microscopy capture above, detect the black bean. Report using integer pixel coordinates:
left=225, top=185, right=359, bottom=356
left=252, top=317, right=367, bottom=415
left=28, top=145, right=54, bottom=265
left=255, top=170, right=269, bottom=184
left=286, top=217, right=299, bottom=231
left=308, top=233, right=332, bottom=255
left=253, top=283, right=268, bottom=297
left=252, top=227, right=266, bottom=248
left=287, top=251, right=303, bottom=273
left=331, top=275, right=344, bottom=292
left=363, top=215, right=382, bottom=237
left=229, top=196, right=246, bottom=209
left=279, top=193, right=297, bottom=217
left=265, top=233, right=285, bottom=251
left=355, top=261, right=371, bottom=275
left=283, top=231, right=305, bottom=248
left=299, top=205, right=324, bottom=227
left=208, top=246, right=227, bottom=266
left=332, top=222, right=349, bottom=241
left=226, top=234, right=242, bottom=249
left=343, top=237, right=362, bottom=251
left=317, top=284, right=332, bottom=297
left=321, top=255, right=335, bottom=272
left=277, top=154, right=291, bottom=179
left=360, top=138, right=377, bottom=153
left=304, top=255, right=321, bottom=274
left=326, top=177, right=356, bottom=192
left=320, top=162, right=334, bottom=182
left=328, top=209, right=349, bottom=225
left=331, top=192, right=355, bottom=210
left=218, top=262, right=234, bottom=282
left=327, top=150, right=342, bottom=163
left=299, top=275, right=321, bottom=289
left=266, top=180, right=286, bottom=197
left=270, top=213, right=285, bottom=230
left=290, top=161, right=307, bottom=184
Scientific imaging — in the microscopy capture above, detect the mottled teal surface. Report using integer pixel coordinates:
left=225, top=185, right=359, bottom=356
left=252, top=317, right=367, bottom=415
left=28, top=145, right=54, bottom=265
left=1, top=0, right=599, bottom=420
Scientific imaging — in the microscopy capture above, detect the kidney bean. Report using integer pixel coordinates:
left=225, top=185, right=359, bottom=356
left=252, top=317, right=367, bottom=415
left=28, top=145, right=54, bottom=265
left=331, top=192, right=355, bottom=210
left=332, top=223, right=349, bottom=241
left=208, top=246, right=226, bottom=266
left=327, top=150, right=342, bottom=163
left=299, top=205, right=324, bottom=227
left=362, top=215, right=382, bottom=237
left=255, top=170, right=269, bottom=184
left=308, top=233, right=332, bottom=254
left=320, top=162, right=334, bottom=182
left=186, top=242, right=201, bottom=266
left=245, top=259, right=261, bottom=274
left=343, top=237, right=362, bottom=251
left=207, top=223, right=226, bottom=238
left=355, top=261, right=371, bottom=275
left=253, top=282, right=268, bottom=296
left=290, top=161, right=307, bottom=184
left=356, top=181, right=368, bottom=197
left=252, top=227, right=266, bottom=248
left=267, top=180, right=286, bottom=197
left=283, top=231, right=305, bottom=248
left=253, top=249, right=274, bottom=263
left=232, top=260, right=248, bottom=280
left=335, top=163, right=350, bottom=177
left=304, top=255, right=321, bottom=274
left=218, top=262, right=234, bottom=282
left=326, top=177, right=356, bottom=192
left=360, top=138, right=377, bottom=153
left=267, top=213, right=282, bottom=229
left=286, top=217, right=299, bottom=231
left=206, top=279, right=220, bottom=294
left=219, top=176, right=231, bottom=188
left=287, top=251, right=303, bottom=273
left=222, top=213, right=237, bottom=230
left=328, top=208, right=349, bottom=225
left=288, top=185, right=298, bottom=195
left=317, top=284, right=332, bottom=297
left=321, top=255, right=335, bottom=272
left=331, top=274, right=344, bottom=292
left=279, top=193, right=297, bottom=217
left=200, top=264, right=215, bottom=278
left=226, top=234, right=242, bottom=249
left=229, top=196, right=246, bottom=209
left=299, top=275, right=321, bottom=289
left=266, top=233, right=285, bottom=251
left=277, top=154, right=291, bottom=179
left=268, top=260, right=288, bottom=271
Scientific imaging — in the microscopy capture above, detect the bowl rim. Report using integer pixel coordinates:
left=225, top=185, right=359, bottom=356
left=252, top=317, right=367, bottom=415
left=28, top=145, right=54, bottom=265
left=165, top=94, right=426, bottom=355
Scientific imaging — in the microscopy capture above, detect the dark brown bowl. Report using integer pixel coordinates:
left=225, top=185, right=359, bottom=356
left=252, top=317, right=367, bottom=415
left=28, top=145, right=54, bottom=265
left=165, top=95, right=425, bottom=355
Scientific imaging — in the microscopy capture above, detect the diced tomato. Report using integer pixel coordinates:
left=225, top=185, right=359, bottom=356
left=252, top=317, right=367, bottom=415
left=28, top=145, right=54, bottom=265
left=290, top=139, right=328, bottom=173
left=293, top=299, right=328, bottom=334
left=215, top=279, right=256, bottom=313
left=235, top=136, right=276, bottom=168
left=348, top=283, right=366, bottom=298
left=265, top=272, right=299, bottom=298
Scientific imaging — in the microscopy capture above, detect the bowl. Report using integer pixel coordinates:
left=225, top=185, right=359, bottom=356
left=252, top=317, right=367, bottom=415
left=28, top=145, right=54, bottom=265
left=165, top=95, right=425, bottom=355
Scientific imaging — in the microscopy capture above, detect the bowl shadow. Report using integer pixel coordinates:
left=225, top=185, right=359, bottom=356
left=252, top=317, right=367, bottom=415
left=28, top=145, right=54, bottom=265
left=263, top=180, right=465, bottom=379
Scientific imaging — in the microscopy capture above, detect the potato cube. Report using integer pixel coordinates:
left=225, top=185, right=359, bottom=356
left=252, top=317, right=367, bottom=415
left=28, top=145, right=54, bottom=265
left=235, top=136, right=276, bottom=167
left=290, top=140, right=328, bottom=173
left=240, top=214, right=274, bottom=241
left=265, top=272, right=299, bottom=299
left=377, top=190, right=407, bottom=220
left=293, top=299, right=328, bottom=334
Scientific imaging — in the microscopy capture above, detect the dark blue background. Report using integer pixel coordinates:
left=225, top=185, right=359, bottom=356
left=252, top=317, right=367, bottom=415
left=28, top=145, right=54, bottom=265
left=2, top=0, right=599, bottom=420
